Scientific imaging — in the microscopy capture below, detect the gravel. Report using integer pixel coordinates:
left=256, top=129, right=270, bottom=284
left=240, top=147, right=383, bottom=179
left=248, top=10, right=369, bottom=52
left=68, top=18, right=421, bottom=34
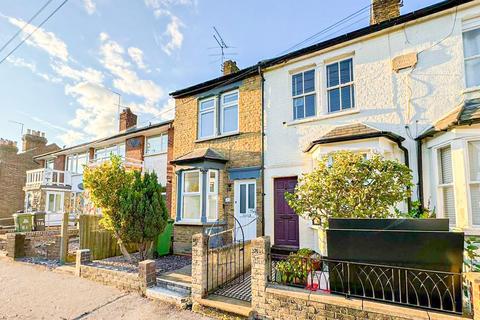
left=17, top=257, right=62, bottom=269
left=90, top=253, right=192, bottom=275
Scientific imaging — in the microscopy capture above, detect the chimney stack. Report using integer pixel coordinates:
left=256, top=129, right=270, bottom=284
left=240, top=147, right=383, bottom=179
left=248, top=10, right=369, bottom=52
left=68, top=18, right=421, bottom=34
left=22, top=129, right=47, bottom=153
left=222, top=60, right=239, bottom=76
left=370, top=0, right=402, bottom=25
left=119, top=108, right=137, bottom=132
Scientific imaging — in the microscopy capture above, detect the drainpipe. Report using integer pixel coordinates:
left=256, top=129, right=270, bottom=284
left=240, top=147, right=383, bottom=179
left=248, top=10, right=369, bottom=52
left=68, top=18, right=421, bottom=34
left=258, top=64, right=266, bottom=236
left=394, top=139, right=412, bottom=212
left=416, top=139, right=424, bottom=212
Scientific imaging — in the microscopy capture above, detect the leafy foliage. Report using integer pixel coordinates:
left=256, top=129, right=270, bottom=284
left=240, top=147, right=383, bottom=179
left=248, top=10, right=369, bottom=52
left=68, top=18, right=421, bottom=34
left=83, top=155, right=168, bottom=261
left=465, top=236, right=480, bottom=272
left=285, top=151, right=413, bottom=228
left=118, top=171, right=168, bottom=260
left=397, top=200, right=435, bottom=219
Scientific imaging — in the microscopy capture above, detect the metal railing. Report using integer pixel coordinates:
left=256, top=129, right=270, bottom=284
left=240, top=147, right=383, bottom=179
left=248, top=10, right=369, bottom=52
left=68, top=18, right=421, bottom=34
left=271, top=256, right=463, bottom=315
left=26, top=168, right=71, bottom=187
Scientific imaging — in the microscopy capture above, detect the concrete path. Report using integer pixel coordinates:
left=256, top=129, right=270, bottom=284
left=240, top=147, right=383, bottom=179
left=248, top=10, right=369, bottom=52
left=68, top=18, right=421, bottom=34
left=0, top=258, right=211, bottom=320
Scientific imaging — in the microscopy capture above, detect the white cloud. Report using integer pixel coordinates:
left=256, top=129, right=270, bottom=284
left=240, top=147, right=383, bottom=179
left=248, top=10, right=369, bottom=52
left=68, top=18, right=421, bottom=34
left=128, top=47, right=148, bottom=71
left=99, top=34, right=164, bottom=103
left=51, top=63, right=104, bottom=84
left=161, top=15, right=184, bottom=55
left=83, top=0, right=96, bottom=15
left=58, top=130, right=87, bottom=146
left=4, top=16, right=69, bottom=61
left=7, top=56, right=62, bottom=83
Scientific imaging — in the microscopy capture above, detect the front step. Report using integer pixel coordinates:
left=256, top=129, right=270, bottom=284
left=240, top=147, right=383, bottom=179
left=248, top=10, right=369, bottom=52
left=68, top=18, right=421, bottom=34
left=146, top=286, right=191, bottom=309
left=271, top=245, right=298, bottom=260
left=156, top=277, right=191, bottom=296
left=195, top=294, right=252, bottom=318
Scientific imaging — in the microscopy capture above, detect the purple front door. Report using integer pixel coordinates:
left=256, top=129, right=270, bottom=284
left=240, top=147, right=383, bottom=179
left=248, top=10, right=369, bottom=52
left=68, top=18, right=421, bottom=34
left=274, top=177, right=299, bottom=248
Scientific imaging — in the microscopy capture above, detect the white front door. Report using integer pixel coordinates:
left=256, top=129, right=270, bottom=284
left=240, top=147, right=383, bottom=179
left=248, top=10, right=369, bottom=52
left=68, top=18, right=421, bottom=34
left=234, top=179, right=257, bottom=242
left=45, top=191, right=64, bottom=226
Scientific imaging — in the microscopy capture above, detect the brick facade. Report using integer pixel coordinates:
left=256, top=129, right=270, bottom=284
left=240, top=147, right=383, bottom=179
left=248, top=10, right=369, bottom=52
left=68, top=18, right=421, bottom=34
left=370, top=0, right=401, bottom=25
left=125, top=136, right=145, bottom=161
left=171, top=74, right=263, bottom=254
left=0, top=133, right=59, bottom=225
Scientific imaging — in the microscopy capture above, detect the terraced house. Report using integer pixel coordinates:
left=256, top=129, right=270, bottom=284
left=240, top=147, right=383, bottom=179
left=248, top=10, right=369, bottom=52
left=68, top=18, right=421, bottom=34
left=170, top=60, right=263, bottom=254
left=23, top=108, right=173, bottom=226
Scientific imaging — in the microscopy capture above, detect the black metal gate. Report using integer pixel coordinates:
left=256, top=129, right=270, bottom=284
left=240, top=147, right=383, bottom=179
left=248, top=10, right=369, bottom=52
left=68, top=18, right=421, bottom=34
left=206, top=216, right=251, bottom=302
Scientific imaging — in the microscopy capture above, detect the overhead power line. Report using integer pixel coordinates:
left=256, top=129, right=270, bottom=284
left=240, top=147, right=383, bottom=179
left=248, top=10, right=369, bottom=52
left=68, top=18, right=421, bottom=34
left=0, top=0, right=55, bottom=54
left=0, top=0, right=70, bottom=66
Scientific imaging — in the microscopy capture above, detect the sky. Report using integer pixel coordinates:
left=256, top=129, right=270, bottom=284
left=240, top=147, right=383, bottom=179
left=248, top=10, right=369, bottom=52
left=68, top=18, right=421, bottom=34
left=0, top=0, right=441, bottom=148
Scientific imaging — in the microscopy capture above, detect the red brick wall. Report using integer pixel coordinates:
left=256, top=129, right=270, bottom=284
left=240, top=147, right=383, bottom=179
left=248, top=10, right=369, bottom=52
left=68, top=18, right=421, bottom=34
left=54, top=155, right=66, bottom=171
left=125, top=136, right=145, bottom=161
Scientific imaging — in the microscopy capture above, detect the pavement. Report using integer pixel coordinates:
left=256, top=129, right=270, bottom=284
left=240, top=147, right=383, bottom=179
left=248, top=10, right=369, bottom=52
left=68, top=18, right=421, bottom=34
left=0, top=258, right=211, bottom=320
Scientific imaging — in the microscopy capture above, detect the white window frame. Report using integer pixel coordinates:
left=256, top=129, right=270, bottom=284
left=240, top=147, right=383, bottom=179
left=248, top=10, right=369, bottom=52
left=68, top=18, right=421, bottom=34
left=66, top=153, right=88, bottom=174
left=45, top=191, right=64, bottom=214
left=181, top=170, right=203, bottom=222
left=462, top=20, right=480, bottom=89
left=45, top=159, right=54, bottom=169
left=466, top=139, right=480, bottom=227
left=94, top=143, right=125, bottom=162
left=145, top=133, right=168, bottom=156
left=236, top=179, right=257, bottom=215
left=198, top=97, right=217, bottom=140
left=435, top=145, right=456, bottom=226
left=325, top=57, right=355, bottom=114
left=291, top=69, right=316, bottom=120
left=206, top=170, right=219, bottom=221
left=220, top=90, right=239, bottom=135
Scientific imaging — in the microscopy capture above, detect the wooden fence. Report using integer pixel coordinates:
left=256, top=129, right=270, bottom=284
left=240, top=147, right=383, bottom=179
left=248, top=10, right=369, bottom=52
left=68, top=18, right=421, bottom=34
left=79, top=215, right=136, bottom=260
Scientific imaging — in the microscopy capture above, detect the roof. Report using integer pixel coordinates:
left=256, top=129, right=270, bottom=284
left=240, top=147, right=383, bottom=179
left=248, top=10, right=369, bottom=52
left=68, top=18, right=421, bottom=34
left=169, top=0, right=473, bottom=98
left=35, top=119, right=173, bottom=159
left=305, top=123, right=405, bottom=152
left=417, top=98, right=480, bottom=139
left=171, top=148, right=228, bottom=164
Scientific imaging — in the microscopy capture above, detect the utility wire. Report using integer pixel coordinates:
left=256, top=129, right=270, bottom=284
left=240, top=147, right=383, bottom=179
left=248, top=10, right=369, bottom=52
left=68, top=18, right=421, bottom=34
left=0, top=0, right=55, bottom=54
left=0, top=0, right=70, bottom=66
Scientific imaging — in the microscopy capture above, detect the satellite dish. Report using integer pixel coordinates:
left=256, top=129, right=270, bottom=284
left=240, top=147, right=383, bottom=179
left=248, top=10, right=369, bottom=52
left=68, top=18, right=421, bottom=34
left=78, top=183, right=84, bottom=191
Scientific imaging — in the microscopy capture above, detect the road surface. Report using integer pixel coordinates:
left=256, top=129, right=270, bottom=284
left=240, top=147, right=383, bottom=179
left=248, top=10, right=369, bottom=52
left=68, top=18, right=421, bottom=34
left=0, top=258, right=211, bottom=320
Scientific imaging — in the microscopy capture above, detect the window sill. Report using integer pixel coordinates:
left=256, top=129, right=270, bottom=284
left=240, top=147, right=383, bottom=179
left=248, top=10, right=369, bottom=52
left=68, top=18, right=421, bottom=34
left=195, top=132, right=240, bottom=143
left=144, top=151, right=167, bottom=158
left=285, top=109, right=360, bottom=127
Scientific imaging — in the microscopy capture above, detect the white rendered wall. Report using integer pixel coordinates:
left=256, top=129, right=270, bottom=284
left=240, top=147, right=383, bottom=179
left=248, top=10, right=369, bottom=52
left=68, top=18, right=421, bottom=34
left=144, top=153, right=168, bottom=187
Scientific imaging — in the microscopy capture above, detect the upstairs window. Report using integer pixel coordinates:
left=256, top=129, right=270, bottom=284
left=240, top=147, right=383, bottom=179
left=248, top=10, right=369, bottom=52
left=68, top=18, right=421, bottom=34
left=463, top=28, right=480, bottom=88
left=292, top=70, right=315, bottom=120
left=326, top=58, right=354, bottom=113
left=221, top=91, right=239, bottom=134
left=198, top=98, right=216, bottom=139
left=145, top=134, right=168, bottom=155
left=94, top=143, right=125, bottom=161
left=66, top=153, right=88, bottom=174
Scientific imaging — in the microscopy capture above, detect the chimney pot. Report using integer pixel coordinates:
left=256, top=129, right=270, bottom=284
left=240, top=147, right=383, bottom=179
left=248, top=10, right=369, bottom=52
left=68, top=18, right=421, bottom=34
left=119, top=107, right=138, bottom=132
left=370, top=0, right=402, bottom=25
left=222, top=60, right=240, bottom=76
left=22, top=128, right=47, bottom=152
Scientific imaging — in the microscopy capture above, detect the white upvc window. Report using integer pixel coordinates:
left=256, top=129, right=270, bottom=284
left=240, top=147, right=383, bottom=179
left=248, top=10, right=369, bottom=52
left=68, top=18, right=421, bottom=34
left=66, top=153, right=88, bottom=174
left=468, top=140, right=480, bottom=226
left=145, top=134, right=168, bottom=155
left=437, top=146, right=456, bottom=226
left=181, top=170, right=202, bottom=221
left=463, top=26, right=480, bottom=88
left=45, top=159, right=54, bottom=169
left=198, top=97, right=216, bottom=139
left=220, top=91, right=239, bottom=134
left=94, top=143, right=125, bottom=161
left=207, top=170, right=219, bottom=221
left=46, top=191, right=64, bottom=213
left=326, top=58, right=354, bottom=113
left=292, top=69, right=316, bottom=120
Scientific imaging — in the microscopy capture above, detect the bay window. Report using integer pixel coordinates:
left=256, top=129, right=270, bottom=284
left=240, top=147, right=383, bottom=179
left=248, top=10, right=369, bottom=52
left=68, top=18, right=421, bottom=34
left=468, top=141, right=480, bottom=225
left=182, top=170, right=201, bottom=220
left=292, top=70, right=316, bottom=120
left=179, top=169, right=219, bottom=222
left=326, top=58, right=354, bottom=113
left=438, top=146, right=456, bottom=225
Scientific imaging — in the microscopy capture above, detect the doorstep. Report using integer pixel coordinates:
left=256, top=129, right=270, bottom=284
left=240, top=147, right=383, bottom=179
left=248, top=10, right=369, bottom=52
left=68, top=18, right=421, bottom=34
left=195, top=294, right=252, bottom=318
left=146, top=286, right=191, bottom=309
